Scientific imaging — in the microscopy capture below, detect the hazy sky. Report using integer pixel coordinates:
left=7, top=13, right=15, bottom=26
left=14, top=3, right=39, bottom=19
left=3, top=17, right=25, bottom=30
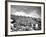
left=11, top=5, right=41, bottom=18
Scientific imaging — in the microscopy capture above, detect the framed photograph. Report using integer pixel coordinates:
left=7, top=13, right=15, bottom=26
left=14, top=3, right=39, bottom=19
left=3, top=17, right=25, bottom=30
left=5, top=1, right=45, bottom=36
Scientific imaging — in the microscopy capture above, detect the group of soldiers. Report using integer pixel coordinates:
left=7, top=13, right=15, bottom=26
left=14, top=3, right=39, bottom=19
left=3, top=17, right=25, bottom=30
left=11, top=21, right=41, bottom=31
